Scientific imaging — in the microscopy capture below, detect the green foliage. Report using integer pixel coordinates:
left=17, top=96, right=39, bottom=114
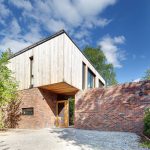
left=69, top=99, right=75, bottom=125
left=143, top=69, right=150, bottom=80
left=83, top=47, right=117, bottom=86
left=0, top=51, right=18, bottom=128
left=144, top=108, right=150, bottom=138
left=0, top=111, right=4, bottom=129
left=140, top=141, right=150, bottom=149
left=0, top=51, right=18, bottom=107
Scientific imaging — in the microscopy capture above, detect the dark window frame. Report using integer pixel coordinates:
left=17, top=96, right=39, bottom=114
left=22, top=107, right=34, bottom=116
left=82, top=62, right=86, bottom=90
left=87, top=68, right=95, bottom=88
left=29, top=56, right=34, bottom=87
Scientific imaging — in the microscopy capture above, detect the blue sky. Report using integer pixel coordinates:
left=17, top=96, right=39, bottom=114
left=0, top=0, right=149, bottom=83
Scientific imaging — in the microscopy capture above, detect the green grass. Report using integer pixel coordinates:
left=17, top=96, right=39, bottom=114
left=140, top=141, right=150, bottom=149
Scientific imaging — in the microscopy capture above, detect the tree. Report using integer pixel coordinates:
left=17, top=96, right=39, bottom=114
left=0, top=51, right=18, bottom=128
left=83, top=47, right=117, bottom=86
left=144, top=108, right=150, bottom=138
left=143, top=69, right=150, bottom=80
left=69, top=98, right=74, bottom=125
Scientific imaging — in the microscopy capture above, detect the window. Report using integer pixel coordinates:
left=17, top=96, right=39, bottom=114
left=82, top=62, right=86, bottom=89
left=87, top=68, right=95, bottom=88
left=22, top=108, right=34, bottom=115
left=99, top=79, right=104, bottom=87
left=30, top=56, right=34, bottom=87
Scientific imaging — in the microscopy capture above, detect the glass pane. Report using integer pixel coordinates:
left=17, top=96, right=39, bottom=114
left=58, top=103, right=64, bottom=115
left=88, top=69, right=95, bottom=88
left=88, top=71, right=91, bottom=88
left=22, top=108, right=34, bottom=115
left=82, top=62, right=86, bottom=89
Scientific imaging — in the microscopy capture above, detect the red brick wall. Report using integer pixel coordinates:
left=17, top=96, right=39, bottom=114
left=75, top=80, right=150, bottom=133
left=18, top=88, right=57, bottom=128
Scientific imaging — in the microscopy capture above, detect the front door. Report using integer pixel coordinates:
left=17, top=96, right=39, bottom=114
left=56, top=100, right=69, bottom=127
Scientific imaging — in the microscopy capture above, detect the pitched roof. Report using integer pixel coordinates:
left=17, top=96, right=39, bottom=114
left=10, top=29, right=65, bottom=58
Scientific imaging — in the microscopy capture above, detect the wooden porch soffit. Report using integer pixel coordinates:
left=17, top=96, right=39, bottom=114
left=40, top=82, right=79, bottom=96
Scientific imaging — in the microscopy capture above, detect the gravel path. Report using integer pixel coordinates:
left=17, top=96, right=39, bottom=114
left=0, top=128, right=149, bottom=150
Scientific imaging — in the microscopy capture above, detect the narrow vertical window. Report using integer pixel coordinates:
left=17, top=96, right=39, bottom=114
left=82, top=62, right=86, bottom=89
left=30, top=56, right=34, bottom=87
left=88, top=68, right=95, bottom=88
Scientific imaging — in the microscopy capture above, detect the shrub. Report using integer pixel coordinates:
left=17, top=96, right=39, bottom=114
left=0, top=51, right=18, bottom=129
left=69, top=99, right=75, bottom=125
left=141, top=141, right=150, bottom=149
left=0, top=110, right=4, bottom=129
left=4, top=99, right=21, bottom=128
left=144, top=108, right=150, bottom=138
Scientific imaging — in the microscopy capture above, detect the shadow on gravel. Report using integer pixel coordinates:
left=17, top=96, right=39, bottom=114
left=49, top=128, right=94, bottom=149
left=0, top=141, right=10, bottom=150
left=49, top=128, right=149, bottom=150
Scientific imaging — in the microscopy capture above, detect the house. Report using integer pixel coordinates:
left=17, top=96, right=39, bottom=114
left=8, top=30, right=105, bottom=128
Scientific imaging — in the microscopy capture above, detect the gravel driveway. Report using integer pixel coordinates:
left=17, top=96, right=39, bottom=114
left=0, top=128, right=149, bottom=150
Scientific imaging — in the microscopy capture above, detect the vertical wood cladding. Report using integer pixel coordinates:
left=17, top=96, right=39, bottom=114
left=8, top=32, right=105, bottom=91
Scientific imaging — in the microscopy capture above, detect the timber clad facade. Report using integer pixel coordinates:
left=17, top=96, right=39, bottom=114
left=8, top=30, right=105, bottom=94
left=8, top=30, right=105, bottom=128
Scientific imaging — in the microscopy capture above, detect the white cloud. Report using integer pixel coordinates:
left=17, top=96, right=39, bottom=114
left=94, top=18, right=112, bottom=27
left=75, top=0, right=116, bottom=17
left=52, top=0, right=81, bottom=26
left=74, top=30, right=90, bottom=40
left=0, top=18, right=42, bottom=52
left=98, top=35, right=126, bottom=68
left=0, top=18, right=21, bottom=38
left=23, top=24, right=42, bottom=43
left=10, top=18, right=21, bottom=35
left=0, top=2, right=10, bottom=16
left=45, top=19, right=66, bottom=33
left=9, top=0, right=33, bottom=11
left=113, top=36, right=125, bottom=44
left=133, top=78, right=141, bottom=82
left=0, top=37, right=32, bottom=53
left=21, top=0, right=117, bottom=35
left=0, top=0, right=118, bottom=52
left=0, top=1, right=10, bottom=25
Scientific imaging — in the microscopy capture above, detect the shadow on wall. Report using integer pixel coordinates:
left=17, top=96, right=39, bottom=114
left=4, top=99, right=21, bottom=128
left=39, top=88, right=57, bottom=115
left=75, top=80, right=150, bottom=133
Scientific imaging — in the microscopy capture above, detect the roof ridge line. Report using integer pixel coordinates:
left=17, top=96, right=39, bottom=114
left=10, top=29, right=66, bottom=59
